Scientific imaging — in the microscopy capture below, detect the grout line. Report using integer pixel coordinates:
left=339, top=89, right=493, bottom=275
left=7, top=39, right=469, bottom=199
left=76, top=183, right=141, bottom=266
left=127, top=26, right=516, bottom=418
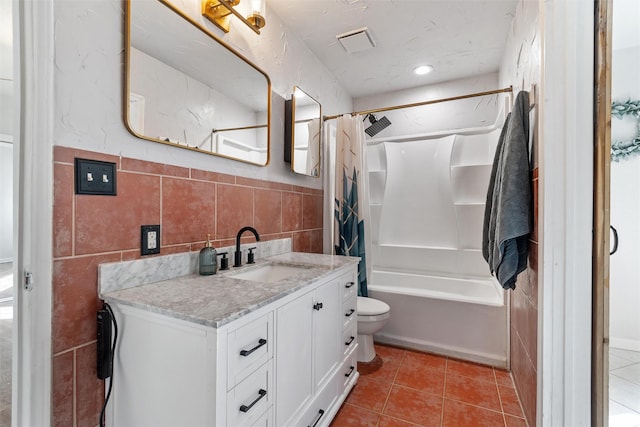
left=441, top=357, right=447, bottom=427
left=71, top=176, right=76, bottom=257
left=377, top=348, right=404, bottom=423
left=378, top=414, right=423, bottom=426
left=378, top=373, right=394, bottom=417
left=53, top=250, right=132, bottom=261
left=441, top=396, right=506, bottom=415
left=72, top=348, right=77, bottom=427
left=53, top=340, right=98, bottom=357
left=507, top=373, right=528, bottom=422
left=496, top=375, right=508, bottom=427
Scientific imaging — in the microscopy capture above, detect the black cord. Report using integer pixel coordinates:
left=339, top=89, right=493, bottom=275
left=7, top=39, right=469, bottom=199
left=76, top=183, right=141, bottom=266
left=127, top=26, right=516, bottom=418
left=99, top=302, right=117, bottom=427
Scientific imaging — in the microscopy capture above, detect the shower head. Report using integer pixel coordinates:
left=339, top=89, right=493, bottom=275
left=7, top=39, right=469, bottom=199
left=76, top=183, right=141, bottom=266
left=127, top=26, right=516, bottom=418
left=364, top=114, right=391, bottom=137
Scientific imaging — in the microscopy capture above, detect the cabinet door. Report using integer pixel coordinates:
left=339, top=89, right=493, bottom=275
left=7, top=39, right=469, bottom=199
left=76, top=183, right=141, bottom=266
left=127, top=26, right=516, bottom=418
left=275, top=291, right=314, bottom=426
left=313, top=280, right=341, bottom=391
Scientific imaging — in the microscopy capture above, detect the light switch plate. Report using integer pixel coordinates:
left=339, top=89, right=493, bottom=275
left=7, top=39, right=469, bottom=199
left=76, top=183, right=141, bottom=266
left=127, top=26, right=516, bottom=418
left=141, top=225, right=160, bottom=256
left=75, top=158, right=117, bottom=195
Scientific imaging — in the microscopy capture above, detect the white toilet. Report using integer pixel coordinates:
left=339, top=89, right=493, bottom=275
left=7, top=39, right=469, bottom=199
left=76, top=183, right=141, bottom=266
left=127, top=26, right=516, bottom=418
left=356, top=296, right=391, bottom=362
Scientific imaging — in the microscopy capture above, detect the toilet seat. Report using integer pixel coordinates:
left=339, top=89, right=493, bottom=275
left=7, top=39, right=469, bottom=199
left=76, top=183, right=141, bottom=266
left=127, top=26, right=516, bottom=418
left=357, top=296, right=390, bottom=316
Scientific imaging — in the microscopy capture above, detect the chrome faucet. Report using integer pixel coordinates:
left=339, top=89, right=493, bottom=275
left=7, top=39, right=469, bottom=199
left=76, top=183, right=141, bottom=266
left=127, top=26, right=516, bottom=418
left=234, top=226, right=261, bottom=267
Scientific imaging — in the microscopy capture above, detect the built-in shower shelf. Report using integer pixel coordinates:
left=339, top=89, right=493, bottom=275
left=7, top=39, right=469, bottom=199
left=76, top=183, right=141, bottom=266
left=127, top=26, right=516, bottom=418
left=370, top=203, right=383, bottom=206
left=454, top=202, right=485, bottom=206
left=451, top=163, right=492, bottom=205
left=368, top=170, right=386, bottom=205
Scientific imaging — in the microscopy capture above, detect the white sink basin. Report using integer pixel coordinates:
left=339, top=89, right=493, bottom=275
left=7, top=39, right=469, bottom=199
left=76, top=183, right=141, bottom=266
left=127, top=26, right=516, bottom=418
left=229, top=263, right=310, bottom=283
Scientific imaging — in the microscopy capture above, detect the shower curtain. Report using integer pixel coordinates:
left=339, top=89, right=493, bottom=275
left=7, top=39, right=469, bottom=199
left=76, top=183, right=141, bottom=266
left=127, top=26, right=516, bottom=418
left=334, top=115, right=370, bottom=296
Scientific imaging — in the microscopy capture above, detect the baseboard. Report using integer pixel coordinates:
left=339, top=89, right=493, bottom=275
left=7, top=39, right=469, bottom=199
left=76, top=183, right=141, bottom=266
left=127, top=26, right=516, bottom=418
left=610, top=337, right=640, bottom=352
left=374, top=332, right=507, bottom=369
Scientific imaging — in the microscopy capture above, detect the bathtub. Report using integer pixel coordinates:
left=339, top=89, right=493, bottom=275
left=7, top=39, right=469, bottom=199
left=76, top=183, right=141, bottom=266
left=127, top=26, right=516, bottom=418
left=368, top=270, right=509, bottom=367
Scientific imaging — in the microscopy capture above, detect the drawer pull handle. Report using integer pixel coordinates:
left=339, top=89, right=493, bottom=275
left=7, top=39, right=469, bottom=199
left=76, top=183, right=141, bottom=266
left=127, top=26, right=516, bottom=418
left=313, top=302, right=324, bottom=311
left=239, top=388, right=267, bottom=413
left=308, top=409, right=325, bottom=427
left=345, top=308, right=355, bottom=317
left=345, top=281, right=355, bottom=288
left=345, top=336, right=355, bottom=346
left=240, top=338, right=267, bottom=357
left=345, top=365, right=355, bottom=377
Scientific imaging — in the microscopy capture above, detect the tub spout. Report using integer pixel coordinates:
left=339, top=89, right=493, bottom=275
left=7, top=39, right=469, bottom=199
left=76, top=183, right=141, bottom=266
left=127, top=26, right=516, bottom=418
left=234, top=226, right=260, bottom=267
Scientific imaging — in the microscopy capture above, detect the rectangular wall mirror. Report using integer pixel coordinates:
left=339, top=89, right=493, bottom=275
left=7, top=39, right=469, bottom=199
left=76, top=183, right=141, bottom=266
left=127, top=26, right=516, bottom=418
left=125, top=0, right=271, bottom=166
left=284, top=87, right=322, bottom=177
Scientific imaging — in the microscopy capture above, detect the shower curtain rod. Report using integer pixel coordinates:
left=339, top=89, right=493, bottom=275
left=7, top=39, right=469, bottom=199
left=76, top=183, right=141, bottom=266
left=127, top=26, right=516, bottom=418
left=211, top=124, right=268, bottom=133
left=322, top=86, right=513, bottom=121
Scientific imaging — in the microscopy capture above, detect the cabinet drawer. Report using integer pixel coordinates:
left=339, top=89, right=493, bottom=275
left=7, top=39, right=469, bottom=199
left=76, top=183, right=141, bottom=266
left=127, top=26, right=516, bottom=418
left=342, top=297, right=357, bottom=329
left=227, top=360, right=273, bottom=427
left=341, top=321, right=357, bottom=359
left=341, top=277, right=357, bottom=302
left=341, top=347, right=358, bottom=392
left=250, top=405, right=273, bottom=427
left=228, top=312, right=273, bottom=390
left=298, top=373, right=339, bottom=427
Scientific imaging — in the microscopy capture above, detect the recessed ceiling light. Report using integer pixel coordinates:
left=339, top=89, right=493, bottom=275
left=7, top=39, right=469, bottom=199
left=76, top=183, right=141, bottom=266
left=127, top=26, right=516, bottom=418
left=413, top=65, right=434, bottom=75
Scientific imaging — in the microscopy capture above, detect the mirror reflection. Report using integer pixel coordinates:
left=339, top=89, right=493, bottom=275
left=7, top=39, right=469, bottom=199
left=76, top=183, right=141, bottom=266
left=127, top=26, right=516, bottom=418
left=286, top=87, right=321, bottom=177
left=125, top=0, right=271, bottom=165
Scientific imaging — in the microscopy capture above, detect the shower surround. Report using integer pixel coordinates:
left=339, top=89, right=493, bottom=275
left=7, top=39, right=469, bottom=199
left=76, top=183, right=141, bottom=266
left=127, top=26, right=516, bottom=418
left=366, top=128, right=509, bottom=367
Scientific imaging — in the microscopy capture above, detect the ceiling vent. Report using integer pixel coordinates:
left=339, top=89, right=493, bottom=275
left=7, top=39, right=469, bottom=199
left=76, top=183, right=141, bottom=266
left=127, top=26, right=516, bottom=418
left=336, top=27, right=376, bottom=54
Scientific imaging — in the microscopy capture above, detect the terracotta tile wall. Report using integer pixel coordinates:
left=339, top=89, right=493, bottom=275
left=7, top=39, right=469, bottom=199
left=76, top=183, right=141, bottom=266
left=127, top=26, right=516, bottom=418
left=51, top=146, right=324, bottom=427
left=512, top=166, right=539, bottom=425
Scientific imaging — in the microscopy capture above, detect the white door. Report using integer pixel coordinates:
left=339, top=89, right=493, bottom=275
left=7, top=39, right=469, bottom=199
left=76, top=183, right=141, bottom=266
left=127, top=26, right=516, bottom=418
left=607, top=2, right=640, bottom=425
left=275, top=291, right=313, bottom=426
left=6, top=1, right=54, bottom=426
left=312, top=281, right=340, bottom=391
left=0, top=1, right=15, bottom=424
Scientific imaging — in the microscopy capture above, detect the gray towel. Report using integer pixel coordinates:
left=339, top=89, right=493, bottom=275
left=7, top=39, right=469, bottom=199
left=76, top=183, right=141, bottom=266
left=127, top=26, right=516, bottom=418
left=482, top=91, right=531, bottom=290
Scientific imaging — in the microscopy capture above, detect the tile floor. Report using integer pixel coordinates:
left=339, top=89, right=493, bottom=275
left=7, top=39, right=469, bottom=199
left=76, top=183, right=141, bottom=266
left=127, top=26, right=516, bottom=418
left=0, top=302, right=10, bottom=427
left=331, top=344, right=528, bottom=427
left=609, top=347, right=640, bottom=427
left=0, top=262, right=12, bottom=427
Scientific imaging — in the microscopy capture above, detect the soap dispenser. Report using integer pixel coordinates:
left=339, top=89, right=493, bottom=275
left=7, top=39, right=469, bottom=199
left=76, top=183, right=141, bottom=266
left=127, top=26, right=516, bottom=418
left=199, top=234, right=217, bottom=276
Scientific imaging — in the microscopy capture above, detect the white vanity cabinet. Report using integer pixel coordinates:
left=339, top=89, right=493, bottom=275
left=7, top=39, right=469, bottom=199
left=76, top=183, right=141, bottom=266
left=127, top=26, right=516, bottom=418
left=104, top=260, right=358, bottom=427
left=275, top=270, right=358, bottom=427
left=107, top=306, right=275, bottom=427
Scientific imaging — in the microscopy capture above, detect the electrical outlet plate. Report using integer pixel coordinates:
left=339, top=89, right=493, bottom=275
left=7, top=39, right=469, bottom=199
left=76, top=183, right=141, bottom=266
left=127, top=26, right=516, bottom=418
left=75, top=158, right=117, bottom=195
left=141, top=225, right=160, bottom=256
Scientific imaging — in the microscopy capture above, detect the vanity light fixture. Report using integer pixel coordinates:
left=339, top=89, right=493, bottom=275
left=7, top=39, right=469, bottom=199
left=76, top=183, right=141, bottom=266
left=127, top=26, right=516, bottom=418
left=202, top=0, right=266, bottom=34
left=413, top=65, right=434, bottom=75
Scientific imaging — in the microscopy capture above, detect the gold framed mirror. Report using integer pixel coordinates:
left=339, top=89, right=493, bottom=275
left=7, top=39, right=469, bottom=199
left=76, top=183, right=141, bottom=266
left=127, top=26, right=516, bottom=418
left=284, top=87, right=321, bottom=177
left=124, top=0, right=271, bottom=166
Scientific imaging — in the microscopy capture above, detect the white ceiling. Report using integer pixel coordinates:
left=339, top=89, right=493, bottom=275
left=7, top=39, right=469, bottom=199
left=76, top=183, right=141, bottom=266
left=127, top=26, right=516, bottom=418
left=267, top=0, right=518, bottom=98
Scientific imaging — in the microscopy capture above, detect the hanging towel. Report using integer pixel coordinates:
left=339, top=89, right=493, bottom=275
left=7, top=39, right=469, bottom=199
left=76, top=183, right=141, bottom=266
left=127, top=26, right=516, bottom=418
left=482, top=91, right=531, bottom=290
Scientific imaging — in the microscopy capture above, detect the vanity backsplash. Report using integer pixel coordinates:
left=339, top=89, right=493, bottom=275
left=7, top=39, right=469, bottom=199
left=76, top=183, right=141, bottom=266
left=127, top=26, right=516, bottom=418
left=99, top=238, right=292, bottom=295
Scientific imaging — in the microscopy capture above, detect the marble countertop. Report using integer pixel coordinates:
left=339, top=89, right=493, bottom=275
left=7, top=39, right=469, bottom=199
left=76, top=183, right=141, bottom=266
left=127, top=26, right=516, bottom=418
left=101, top=252, right=359, bottom=329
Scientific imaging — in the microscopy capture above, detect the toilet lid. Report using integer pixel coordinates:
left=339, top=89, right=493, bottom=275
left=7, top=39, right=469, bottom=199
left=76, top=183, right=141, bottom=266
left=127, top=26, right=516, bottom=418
left=357, top=296, right=390, bottom=316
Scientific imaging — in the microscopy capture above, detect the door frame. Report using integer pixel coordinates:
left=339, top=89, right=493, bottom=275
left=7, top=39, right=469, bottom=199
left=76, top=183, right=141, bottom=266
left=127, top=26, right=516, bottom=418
left=12, top=0, right=54, bottom=425
left=592, top=1, right=612, bottom=426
